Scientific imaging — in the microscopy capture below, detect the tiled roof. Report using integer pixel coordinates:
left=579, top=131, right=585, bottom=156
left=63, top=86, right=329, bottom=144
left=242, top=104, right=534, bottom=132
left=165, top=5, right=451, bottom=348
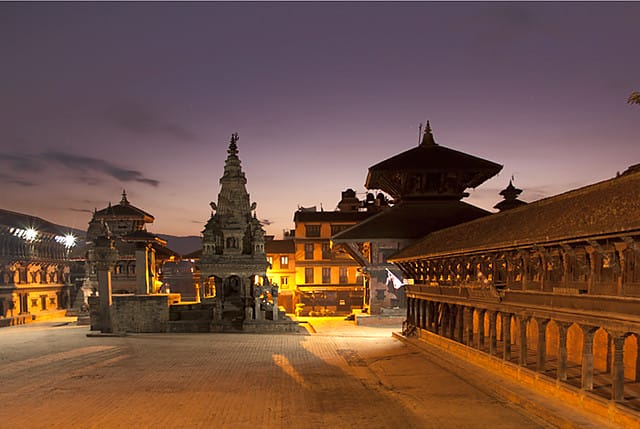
left=265, top=239, right=295, bottom=254
left=390, top=169, right=640, bottom=261
left=95, top=202, right=154, bottom=222
left=0, top=208, right=69, bottom=236
left=333, top=200, right=490, bottom=241
left=366, top=142, right=502, bottom=190
left=293, top=210, right=373, bottom=223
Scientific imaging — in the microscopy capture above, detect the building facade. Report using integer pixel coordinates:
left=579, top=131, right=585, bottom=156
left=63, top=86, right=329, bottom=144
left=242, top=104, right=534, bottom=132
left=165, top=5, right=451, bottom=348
left=265, top=237, right=296, bottom=312
left=392, top=166, right=640, bottom=413
left=0, top=209, right=78, bottom=325
left=82, top=191, right=178, bottom=303
left=292, top=190, right=377, bottom=316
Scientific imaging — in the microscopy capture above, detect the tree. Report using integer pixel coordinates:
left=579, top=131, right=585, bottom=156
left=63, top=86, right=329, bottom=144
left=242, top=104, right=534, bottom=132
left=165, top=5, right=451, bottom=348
left=628, top=91, right=640, bottom=106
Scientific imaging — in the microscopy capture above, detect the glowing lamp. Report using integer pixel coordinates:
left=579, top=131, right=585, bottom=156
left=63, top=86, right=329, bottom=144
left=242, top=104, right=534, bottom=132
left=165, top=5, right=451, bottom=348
left=63, top=234, right=76, bottom=248
left=24, top=228, right=38, bottom=241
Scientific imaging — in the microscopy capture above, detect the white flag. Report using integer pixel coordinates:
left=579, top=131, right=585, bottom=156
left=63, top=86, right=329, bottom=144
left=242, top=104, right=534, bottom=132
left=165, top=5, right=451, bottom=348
left=385, top=268, right=405, bottom=290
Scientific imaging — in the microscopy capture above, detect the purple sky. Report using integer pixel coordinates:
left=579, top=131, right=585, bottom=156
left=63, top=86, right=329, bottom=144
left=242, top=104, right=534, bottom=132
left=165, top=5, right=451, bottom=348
left=1, top=2, right=639, bottom=237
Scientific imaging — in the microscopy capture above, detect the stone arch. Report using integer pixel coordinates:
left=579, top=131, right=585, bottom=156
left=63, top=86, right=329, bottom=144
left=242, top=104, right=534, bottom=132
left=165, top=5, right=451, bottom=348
left=593, top=327, right=610, bottom=372
left=546, top=319, right=560, bottom=358
left=624, top=333, right=640, bottom=381
left=566, top=323, right=583, bottom=364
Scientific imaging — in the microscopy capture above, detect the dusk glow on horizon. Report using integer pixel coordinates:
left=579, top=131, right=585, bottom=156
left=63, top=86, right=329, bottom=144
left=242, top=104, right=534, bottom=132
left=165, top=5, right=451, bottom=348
left=1, top=2, right=638, bottom=237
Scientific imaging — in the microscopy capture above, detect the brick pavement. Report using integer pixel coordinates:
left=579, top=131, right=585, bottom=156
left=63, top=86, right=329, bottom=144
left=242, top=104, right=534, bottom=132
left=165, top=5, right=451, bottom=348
left=0, top=317, right=620, bottom=428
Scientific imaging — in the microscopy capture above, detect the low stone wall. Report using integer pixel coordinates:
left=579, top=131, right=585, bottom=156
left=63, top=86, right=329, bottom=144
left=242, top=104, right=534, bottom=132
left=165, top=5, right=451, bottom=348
left=401, top=328, right=640, bottom=429
left=355, top=314, right=403, bottom=327
left=111, top=295, right=170, bottom=333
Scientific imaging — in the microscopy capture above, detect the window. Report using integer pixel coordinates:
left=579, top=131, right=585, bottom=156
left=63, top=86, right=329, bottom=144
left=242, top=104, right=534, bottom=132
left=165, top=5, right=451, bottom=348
left=267, top=256, right=273, bottom=267
left=280, top=255, right=289, bottom=268
left=321, top=243, right=331, bottom=259
left=339, top=267, right=348, bottom=284
left=305, top=225, right=321, bottom=237
left=305, top=268, right=314, bottom=284
left=331, top=224, right=350, bottom=235
left=304, top=243, right=314, bottom=260
left=280, top=276, right=289, bottom=288
left=322, top=267, right=331, bottom=283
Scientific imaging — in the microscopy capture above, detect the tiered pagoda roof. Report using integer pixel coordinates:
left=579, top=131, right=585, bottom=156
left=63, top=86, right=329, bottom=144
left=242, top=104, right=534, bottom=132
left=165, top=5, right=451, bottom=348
left=94, top=191, right=154, bottom=223
left=366, top=122, right=502, bottom=200
left=334, top=122, right=502, bottom=242
left=390, top=168, right=640, bottom=261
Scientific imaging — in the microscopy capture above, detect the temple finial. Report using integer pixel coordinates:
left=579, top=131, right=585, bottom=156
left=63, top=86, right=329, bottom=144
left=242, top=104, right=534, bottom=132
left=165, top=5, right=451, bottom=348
left=420, top=120, right=436, bottom=146
left=228, top=132, right=239, bottom=156
left=121, top=189, right=129, bottom=205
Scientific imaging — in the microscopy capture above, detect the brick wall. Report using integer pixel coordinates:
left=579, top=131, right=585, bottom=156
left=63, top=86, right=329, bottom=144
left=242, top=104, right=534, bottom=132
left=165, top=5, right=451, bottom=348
left=110, top=295, right=170, bottom=333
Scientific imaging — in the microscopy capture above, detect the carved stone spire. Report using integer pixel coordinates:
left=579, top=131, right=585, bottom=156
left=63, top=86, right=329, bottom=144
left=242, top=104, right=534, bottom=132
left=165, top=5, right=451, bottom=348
left=120, top=190, right=129, bottom=205
left=217, top=133, right=250, bottom=216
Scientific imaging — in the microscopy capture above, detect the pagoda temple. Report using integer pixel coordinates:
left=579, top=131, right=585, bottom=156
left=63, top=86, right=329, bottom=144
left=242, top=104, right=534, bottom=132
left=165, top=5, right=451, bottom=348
left=334, top=122, right=502, bottom=316
left=199, top=133, right=269, bottom=327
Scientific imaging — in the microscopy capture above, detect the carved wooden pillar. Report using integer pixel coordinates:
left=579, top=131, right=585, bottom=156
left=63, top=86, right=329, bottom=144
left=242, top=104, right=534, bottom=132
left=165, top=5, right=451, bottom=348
left=610, top=332, right=627, bottom=401
left=581, top=325, right=598, bottom=390
left=406, top=297, right=411, bottom=324
left=415, top=298, right=421, bottom=328
left=463, top=306, right=474, bottom=346
left=488, top=311, right=497, bottom=356
left=557, top=322, right=571, bottom=381
left=435, top=303, right=443, bottom=335
left=449, top=305, right=458, bottom=340
left=477, top=309, right=486, bottom=350
left=535, top=318, right=550, bottom=372
left=456, top=305, right=464, bottom=342
left=502, top=313, right=512, bottom=361
left=427, top=301, right=434, bottom=331
left=518, top=315, right=528, bottom=366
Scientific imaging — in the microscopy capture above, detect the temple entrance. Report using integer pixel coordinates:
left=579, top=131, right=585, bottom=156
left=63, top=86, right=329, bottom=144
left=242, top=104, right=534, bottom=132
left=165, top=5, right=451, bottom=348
left=222, top=276, right=244, bottom=327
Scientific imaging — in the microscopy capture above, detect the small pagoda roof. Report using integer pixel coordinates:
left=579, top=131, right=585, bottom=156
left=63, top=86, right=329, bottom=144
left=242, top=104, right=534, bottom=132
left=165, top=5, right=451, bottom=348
left=333, top=200, right=490, bottom=242
left=366, top=123, right=502, bottom=191
left=94, top=191, right=154, bottom=223
left=265, top=239, right=295, bottom=254
left=390, top=168, right=640, bottom=262
left=121, top=229, right=167, bottom=245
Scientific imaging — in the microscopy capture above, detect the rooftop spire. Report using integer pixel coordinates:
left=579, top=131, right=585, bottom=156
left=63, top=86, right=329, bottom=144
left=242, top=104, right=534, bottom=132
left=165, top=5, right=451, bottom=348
left=228, top=132, right=239, bottom=156
left=420, top=120, right=437, bottom=146
left=120, top=190, right=129, bottom=205
left=494, top=176, right=527, bottom=211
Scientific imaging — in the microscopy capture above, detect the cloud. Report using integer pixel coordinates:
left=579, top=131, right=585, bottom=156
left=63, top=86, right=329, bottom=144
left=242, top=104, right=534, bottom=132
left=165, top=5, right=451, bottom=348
left=0, top=172, right=37, bottom=187
left=68, top=207, right=94, bottom=214
left=44, top=151, right=161, bottom=187
left=105, top=101, right=197, bottom=142
left=0, top=151, right=160, bottom=187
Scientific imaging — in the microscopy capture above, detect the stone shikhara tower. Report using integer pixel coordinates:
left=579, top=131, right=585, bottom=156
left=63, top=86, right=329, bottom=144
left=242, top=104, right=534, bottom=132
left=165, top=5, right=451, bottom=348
left=200, top=133, right=268, bottom=323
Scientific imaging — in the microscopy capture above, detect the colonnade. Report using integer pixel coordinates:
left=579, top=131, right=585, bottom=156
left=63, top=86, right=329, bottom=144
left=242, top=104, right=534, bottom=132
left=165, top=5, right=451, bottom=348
left=406, top=296, right=639, bottom=403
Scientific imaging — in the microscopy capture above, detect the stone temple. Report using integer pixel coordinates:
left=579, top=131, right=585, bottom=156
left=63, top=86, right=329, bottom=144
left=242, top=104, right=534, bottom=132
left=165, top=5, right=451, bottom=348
left=166, top=132, right=295, bottom=333
left=199, top=132, right=269, bottom=327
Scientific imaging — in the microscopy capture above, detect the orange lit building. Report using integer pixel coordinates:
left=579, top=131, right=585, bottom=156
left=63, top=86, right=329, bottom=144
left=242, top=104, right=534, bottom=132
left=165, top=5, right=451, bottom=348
left=291, top=189, right=385, bottom=316
left=265, top=237, right=296, bottom=312
left=0, top=209, right=80, bottom=325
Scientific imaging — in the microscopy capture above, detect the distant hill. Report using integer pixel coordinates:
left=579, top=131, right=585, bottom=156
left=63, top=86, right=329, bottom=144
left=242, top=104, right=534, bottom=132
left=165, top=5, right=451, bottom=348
left=158, top=234, right=201, bottom=256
